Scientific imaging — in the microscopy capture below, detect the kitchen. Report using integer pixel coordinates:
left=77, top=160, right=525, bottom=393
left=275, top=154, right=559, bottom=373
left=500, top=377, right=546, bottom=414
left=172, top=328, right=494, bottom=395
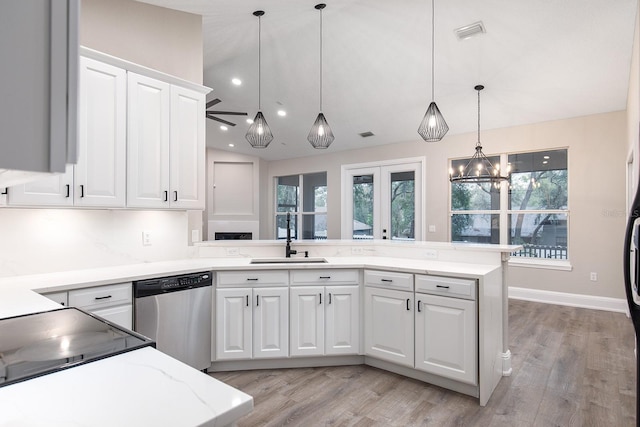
left=0, top=0, right=638, bottom=425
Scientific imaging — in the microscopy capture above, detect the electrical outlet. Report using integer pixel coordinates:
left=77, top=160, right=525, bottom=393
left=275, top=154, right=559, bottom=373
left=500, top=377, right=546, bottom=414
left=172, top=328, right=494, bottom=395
left=590, top=272, right=598, bottom=282
left=226, top=247, right=239, bottom=256
left=424, top=249, right=438, bottom=259
left=428, top=225, right=436, bottom=233
left=142, top=231, right=152, bottom=246
left=352, top=247, right=364, bottom=255
left=191, top=229, right=200, bottom=242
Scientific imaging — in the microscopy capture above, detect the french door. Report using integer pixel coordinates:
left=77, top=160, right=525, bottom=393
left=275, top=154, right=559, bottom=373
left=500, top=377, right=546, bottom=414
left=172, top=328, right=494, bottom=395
left=342, top=159, right=423, bottom=240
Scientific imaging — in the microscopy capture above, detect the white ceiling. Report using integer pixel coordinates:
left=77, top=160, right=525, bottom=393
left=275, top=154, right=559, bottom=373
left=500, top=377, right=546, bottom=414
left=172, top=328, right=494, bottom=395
left=138, top=0, right=637, bottom=161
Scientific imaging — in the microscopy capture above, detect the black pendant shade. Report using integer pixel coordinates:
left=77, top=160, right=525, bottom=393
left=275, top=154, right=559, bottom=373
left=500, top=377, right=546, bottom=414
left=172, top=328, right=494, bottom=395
left=246, top=111, right=273, bottom=149
left=418, top=101, right=449, bottom=142
left=307, top=112, right=334, bottom=149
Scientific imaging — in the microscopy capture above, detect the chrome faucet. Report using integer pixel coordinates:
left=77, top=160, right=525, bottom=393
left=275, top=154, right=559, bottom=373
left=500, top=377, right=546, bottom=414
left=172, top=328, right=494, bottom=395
left=285, top=212, right=297, bottom=258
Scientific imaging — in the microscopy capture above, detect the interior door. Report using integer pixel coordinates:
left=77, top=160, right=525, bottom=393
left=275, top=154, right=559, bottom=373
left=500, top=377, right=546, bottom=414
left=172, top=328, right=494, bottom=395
left=344, top=161, right=422, bottom=240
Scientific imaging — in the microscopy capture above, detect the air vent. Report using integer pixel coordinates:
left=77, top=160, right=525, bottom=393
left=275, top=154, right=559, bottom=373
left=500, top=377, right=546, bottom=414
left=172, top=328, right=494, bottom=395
left=455, top=21, right=486, bottom=40
left=359, top=131, right=375, bottom=138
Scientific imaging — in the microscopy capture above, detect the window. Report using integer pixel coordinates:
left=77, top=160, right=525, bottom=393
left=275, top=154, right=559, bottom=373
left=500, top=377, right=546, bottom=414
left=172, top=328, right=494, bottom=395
left=275, top=172, right=327, bottom=240
left=450, top=149, right=568, bottom=261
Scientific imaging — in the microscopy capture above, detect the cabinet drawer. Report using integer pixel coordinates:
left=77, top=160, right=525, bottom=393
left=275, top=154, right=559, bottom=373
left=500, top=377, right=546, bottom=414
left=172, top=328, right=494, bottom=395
left=290, top=269, right=359, bottom=285
left=68, top=282, right=132, bottom=309
left=217, top=270, right=289, bottom=287
left=415, top=275, right=476, bottom=300
left=364, top=270, right=413, bottom=291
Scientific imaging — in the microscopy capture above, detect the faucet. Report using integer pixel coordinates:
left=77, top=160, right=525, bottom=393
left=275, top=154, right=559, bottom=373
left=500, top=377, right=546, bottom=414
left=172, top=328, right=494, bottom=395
left=285, top=212, right=297, bottom=258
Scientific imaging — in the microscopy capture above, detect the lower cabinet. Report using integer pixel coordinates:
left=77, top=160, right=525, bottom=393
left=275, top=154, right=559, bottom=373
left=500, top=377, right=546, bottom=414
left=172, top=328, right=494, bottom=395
left=415, top=293, right=477, bottom=385
left=290, top=285, right=359, bottom=357
left=364, top=286, right=414, bottom=367
left=216, top=287, right=289, bottom=360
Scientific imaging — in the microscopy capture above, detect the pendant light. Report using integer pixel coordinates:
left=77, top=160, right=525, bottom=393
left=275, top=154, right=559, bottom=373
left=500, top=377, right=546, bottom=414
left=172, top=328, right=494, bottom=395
left=245, top=10, right=274, bottom=149
left=449, top=85, right=510, bottom=185
left=417, top=0, right=448, bottom=142
left=308, top=3, right=335, bottom=149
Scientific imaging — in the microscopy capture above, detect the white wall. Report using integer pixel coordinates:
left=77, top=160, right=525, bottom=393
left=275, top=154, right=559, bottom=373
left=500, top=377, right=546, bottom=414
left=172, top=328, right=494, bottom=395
left=266, top=110, right=628, bottom=299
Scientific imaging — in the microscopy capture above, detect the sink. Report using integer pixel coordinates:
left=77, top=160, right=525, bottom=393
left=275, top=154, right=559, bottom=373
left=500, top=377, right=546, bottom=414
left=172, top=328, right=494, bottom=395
left=250, top=257, right=328, bottom=264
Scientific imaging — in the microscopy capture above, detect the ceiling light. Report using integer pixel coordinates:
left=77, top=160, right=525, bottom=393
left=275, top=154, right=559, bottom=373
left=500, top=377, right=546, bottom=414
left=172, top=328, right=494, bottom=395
left=246, top=118, right=254, bottom=124
left=228, top=143, right=235, bottom=147
left=220, top=125, right=228, bottom=131
left=418, top=0, right=448, bottom=142
left=543, top=155, right=550, bottom=159
left=454, top=21, right=486, bottom=41
left=449, top=85, right=510, bottom=186
left=231, top=78, right=242, bottom=86
left=245, top=10, right=274, bottom=149
left=308, top=3, right=335, bottom=149
left=277, top=110, right=287, bottom=117
left=542, top=160, right=548, bottom=164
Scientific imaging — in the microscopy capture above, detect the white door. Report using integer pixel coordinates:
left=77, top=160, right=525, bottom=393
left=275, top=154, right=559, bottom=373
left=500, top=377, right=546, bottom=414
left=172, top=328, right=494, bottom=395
left=290, top=286, right=324, bottom=356
left=75, top=57, right=126, bottom=207
left=8, top=164, right=74, bottom=206
left=364, top=286, right=414, bottom=367
left=415, top=293, right=477, bottom=385
left=343, top=160, right=423, bottom=240
left=216, top=288, right=252, bottom=360
left=253, top=287, right=289, bottom=359
left=325, top=285, right=360, bottom=355
left=127, top=72, right=171, bottom=208
left=170, top=85, right=205, bottom=209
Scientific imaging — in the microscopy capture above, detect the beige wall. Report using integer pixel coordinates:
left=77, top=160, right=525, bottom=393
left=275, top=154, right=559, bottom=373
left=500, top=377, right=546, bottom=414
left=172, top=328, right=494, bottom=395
left=80, top=0, right=203, bottom=84
left=266, top=111, right=628, bottom=299
left=628, top=1, right=640, bottom=187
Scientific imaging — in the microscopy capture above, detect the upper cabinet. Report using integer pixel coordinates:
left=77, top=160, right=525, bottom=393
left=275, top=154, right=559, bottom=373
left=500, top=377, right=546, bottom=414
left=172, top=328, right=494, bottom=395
left=0, top=1, right=79, bottom=187
left=127, top=73, right=205, bottom=209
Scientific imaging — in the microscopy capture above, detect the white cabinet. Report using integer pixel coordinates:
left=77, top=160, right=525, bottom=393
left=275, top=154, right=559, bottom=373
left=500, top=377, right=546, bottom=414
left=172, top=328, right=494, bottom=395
left=0, top=188, right=6, bottom=206
left=127, top=73, right=205, bottom=209
left=43, top=291, right=69, bottom=307
left=0, top=1, right=79, bottom=187
left=415, top=293, right=477, bottom=385
left=8, top=57, right=127, bottom=208
left=289, top=270, right=360, bottom=357
left=364, top=286, right=414, bottom=367
left=216, top=287, right=289, bottom=360
left=68, top=282, right=133, bottom=330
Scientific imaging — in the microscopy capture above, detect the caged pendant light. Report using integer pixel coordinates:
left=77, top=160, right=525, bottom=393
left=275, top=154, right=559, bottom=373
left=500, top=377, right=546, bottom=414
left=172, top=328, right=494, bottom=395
left=308, top=3, right=335, bottom=149
left=449, top=85, right=510, bottom=186
left=245, top=10, right=274, bottom=149
left=417, top=0, right=448, bottom=142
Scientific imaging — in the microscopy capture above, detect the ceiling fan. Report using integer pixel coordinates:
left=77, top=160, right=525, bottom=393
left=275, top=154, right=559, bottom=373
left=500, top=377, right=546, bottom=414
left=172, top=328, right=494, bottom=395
left=205, top=98, right=247, bottom=127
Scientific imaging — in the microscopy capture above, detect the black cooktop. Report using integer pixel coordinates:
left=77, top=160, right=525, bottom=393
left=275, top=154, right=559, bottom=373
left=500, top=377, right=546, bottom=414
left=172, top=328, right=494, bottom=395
left=0, top=307, right=154, bottom=387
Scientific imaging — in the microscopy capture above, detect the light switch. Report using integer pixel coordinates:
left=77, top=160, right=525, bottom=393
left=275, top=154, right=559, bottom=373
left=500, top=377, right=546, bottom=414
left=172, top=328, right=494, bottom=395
left=428, top=225, right=436, bottom=233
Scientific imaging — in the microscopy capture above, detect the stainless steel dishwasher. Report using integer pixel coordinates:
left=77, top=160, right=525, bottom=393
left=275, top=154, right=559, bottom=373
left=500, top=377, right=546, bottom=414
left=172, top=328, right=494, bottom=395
left=133, top=271, right=212, bottom=371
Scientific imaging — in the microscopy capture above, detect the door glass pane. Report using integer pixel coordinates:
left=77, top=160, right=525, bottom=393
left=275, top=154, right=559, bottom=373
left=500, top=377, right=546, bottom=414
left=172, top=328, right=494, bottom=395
left=353, top=175, right=374, bottom=239
left=390, top=171, right=415, bottom=240
left=509, top=213, right=568, bottom=259
left=276, top=175, right=299, bottom=212
left=276, top=213, right=297, bottom=240
left=451, top=213, right=500, bottom=244
left=302, top=214, right=327, bottom=240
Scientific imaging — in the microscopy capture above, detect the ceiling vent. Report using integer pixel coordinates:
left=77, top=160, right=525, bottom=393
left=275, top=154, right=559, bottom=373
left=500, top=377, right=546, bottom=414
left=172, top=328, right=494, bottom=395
left=454, top=21, right=486, bottom=40
left=359, top=131, right=375, bottom=138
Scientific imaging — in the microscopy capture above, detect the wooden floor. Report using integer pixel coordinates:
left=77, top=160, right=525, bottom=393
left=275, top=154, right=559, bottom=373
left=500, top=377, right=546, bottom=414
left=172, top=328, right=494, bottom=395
left=211, top=300, right=636, bottom=426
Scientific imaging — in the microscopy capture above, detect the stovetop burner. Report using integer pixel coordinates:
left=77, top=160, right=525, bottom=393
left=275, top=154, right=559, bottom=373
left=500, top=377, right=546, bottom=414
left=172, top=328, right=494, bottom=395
left=0, top=307, right=154, bottom=387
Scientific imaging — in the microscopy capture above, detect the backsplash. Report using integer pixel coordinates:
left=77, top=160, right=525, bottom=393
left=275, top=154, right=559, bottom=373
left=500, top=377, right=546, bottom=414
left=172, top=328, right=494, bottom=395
left=0, top=209, right=189, bottom=278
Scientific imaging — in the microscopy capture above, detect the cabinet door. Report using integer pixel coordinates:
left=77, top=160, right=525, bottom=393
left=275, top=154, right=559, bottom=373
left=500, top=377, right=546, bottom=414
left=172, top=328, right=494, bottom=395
left=43, top=291, right=68, bottom=307
left=415, top=293, right=477, bottom=385
left=127, top=72, right=171, bottom=208
left=253, top=287, right=289, bottom=359
left=326, top=285, right=360, bottom=355
left=0, top=188, right=7, bottom=206
left=169, top=85, right=205, bottom=209
left=89, top=304, right=133, bottom=330
left=7, top=164, right=74, bottom=206
left=216, top=288, right=252, bottom=360
left=364, top=286, right=414, bottom=367
left=75, top=57, right=126, bottom=207
left=290, top=286, right=324, bottom=357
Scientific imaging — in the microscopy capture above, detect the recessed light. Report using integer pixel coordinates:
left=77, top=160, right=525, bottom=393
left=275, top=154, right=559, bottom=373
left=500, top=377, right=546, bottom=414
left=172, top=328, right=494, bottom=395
left=543, top=155, right=550, bottom=159
left=246, top=118, right=254, bottom=124
left=231, top=78, right=242, bottom=86
left=277, top=110, right=287, bottom=117
left=220, top=125, right=228, bottom=131
left=228, top=143, right=235, bottom=148
left=542, top=160, right=548, bottom=164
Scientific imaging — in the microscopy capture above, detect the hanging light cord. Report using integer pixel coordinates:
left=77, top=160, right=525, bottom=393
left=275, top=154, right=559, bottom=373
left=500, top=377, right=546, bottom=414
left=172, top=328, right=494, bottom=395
left=319, top=7, right=323, bottom=112
left=258, top=15, right=262, bottom=111
left=431, top=0, right=435, bottom=102
left=477, top=88, right=481, bottom=147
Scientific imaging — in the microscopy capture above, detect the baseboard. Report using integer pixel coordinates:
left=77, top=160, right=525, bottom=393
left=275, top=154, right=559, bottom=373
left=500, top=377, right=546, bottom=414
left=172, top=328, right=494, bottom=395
left=509, top=286, right=629, bottom=315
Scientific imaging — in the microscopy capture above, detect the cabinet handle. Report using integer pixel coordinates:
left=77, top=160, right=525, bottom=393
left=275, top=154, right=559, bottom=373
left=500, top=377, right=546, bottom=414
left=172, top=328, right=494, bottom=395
left=1, top=188, right=8, bottom=195
left=328, top=293, right=332, bottom=304
left=319, top=293, right=322, bottom=304
left=417, top=300, right=422, bottom=312
left=246, top=295, right=249, bottom=307
left=174, top=191, right=178, bottom=202
left=65, top=185, right=70, bottom=198
left=247, top=278, right=259, bottom=281
left=381, top=279, right=393, bottom=283
left=164, top=191, right=168, bottom=202
left=436, top=285, right=450, bottom=289
left=80, top=184, right=84, bottom=198
left=319, top=276, right=331, bottom=279
left=256, top=295, right=259, bottom=306
left=94, top=295, right=112, bottom=301
left=406, top=298, right=410, bottom=311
